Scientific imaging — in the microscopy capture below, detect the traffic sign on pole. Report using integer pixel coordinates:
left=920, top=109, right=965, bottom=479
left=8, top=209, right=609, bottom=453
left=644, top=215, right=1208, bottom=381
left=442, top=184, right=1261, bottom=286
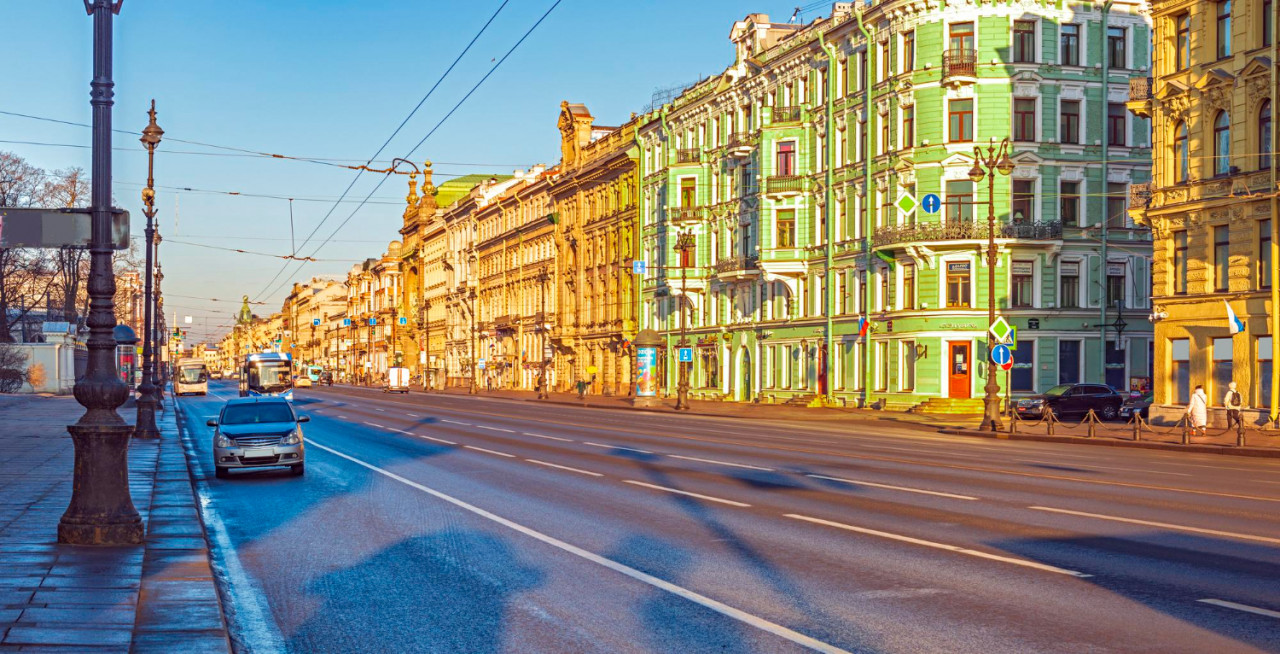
left=896, top=192, right=918, bottom=216
left=990, top=344, right=1012, bottom=368
left=921, top=193, right=942, bottom=214
left=678, top=347, right=693, bottom=363
left=367, top=318, right=376, bottom=326
left=633, top=260, right=647, bottom=275
left=312, top=318, right=321, bottom=326
left=988, top=316, right=1013, bottom=343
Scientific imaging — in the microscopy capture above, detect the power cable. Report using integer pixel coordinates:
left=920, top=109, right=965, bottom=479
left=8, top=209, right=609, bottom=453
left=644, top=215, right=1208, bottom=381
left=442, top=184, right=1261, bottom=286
left=252, top=0, right=512, bottom=302
left=262, top=0, right=565, bottom=305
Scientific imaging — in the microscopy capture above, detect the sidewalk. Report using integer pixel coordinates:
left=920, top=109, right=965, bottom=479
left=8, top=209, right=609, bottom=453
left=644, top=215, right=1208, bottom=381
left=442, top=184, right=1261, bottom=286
left=0, top=393, right=231, bottom=653
left=944, top=414, right=1280, bottom=458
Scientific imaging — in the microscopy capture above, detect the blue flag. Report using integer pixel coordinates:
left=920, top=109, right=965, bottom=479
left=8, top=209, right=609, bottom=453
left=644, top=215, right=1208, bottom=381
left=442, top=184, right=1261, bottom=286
left=1224, top=300, right=1245, bottom=335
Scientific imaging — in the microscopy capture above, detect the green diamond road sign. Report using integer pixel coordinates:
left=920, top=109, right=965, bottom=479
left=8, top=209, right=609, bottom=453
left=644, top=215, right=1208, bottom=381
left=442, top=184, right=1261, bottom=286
left=896, top=193, right=918, bottom=216
left=988, top=316, right=1013, bottom=343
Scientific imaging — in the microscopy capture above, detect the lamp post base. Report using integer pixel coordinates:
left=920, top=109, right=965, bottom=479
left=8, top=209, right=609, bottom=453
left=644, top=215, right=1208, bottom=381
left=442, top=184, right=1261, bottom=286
left=57, top=425, right=143, bottom=546
left=133, top=386, right=160, bottom=439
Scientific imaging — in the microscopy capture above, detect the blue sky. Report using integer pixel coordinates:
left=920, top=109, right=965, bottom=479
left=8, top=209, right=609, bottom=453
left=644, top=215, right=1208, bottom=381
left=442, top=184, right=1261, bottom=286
left=1, top=0, right=812, bottom=342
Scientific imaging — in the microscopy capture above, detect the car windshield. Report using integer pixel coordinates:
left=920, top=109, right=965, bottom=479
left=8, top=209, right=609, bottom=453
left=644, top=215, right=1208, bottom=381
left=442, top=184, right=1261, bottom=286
left=178, top=366, right=206, bottom=383
left=221, top=403, right=294, bottom=425
left=247, top=361, right=291, bottom=392
left=1043, top=385, right=1073, bottom=397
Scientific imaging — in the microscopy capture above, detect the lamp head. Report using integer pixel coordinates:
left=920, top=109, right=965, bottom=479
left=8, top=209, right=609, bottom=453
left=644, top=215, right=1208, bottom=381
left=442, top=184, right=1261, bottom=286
left=996, top=155, right=1015, bottom=176
left=140, top=100, right=163, bottom=149
left=968, top=163, right=985, bottom=183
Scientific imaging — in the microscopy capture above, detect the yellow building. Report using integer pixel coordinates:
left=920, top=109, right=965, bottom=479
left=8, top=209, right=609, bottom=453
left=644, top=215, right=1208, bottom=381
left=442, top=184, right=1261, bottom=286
left=549, top=102, right=639, bottom=396
left=1128, top=0, right=1277, bottom=424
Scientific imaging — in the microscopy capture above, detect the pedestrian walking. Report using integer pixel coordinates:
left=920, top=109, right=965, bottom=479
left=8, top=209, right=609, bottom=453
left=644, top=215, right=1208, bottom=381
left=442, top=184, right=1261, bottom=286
left=1186, top=384, right=1208, bottom=437
left=1223, top=381, right=1245, bottom=430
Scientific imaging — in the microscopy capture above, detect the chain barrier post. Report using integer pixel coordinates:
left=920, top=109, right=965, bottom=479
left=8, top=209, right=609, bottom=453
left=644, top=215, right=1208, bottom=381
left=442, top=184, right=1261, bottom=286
left=1237, top=420, right=1246, bottom=447
left=1131, top=413, right=1141, bottom=441
left=1181, top=416, right=1190, bottom=445
left=1084, top=409, right=1097, bottom=438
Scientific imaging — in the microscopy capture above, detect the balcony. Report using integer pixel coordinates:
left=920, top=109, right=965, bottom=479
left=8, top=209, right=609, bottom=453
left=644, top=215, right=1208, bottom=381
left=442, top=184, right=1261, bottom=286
left=1128, top=182, right=1152, bottom=211
left=772, top=106, right=802, bottom=124
left=942, top=49, right=977, bottom=81
left=765, top=175, right=804, bottom=196
left=872, top=220, right=1063, bottom=247
left=669, top=206, right=705, bottom=223
left=712, top=255, right=760, bottom=280
left=725, top=132, right=754, bottom=157
left=676, top=148, right=701, bottom=164
left=1126, top=76, right=1154, bottom=118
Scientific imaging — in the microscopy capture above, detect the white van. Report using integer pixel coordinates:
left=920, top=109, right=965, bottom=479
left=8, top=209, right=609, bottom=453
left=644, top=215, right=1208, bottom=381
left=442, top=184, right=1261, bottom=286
left=174, top=358, right=209, bottom=396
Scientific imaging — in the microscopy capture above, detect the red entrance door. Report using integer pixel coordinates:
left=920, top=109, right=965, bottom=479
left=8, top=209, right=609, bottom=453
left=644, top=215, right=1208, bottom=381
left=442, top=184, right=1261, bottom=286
left=948, top=341, right=971, bottom=399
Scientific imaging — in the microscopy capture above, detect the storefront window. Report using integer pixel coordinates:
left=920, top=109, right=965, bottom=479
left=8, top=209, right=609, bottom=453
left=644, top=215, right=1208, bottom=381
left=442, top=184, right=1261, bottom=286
left=1011, top=339, right=1035, bottom=392
left=1171, top=338, right=1191, bottom=404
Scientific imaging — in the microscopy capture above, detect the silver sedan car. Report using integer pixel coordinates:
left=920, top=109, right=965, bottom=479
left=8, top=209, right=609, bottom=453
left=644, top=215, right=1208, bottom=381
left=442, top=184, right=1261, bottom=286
left=208, top=397, right=308, bottom=478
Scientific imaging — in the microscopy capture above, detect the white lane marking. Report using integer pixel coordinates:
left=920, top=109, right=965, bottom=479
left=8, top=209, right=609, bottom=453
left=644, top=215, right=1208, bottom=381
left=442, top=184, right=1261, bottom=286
left=808, top=474, right=978, bottom=501
left=391, top=428, right=457, bottom=446
left=305, top=441, right=849, bottom=654
left=441, top=419, right=470, bottom=426
left=669, top=455, right=774, bottom=472
left=523, top=432, right=573, bottom=443
left=476, top=425, right=516, bottom=433
left=584, top=442, right=653, bottom=454
left=338, top=415, right=349, bottom=420
left=464, top=445, right=516, bottom=458
left=1028, top=506, right=1280, bottom=546
left=622, top=480, right=751, bottom=508
left=1197, top=599, right=1280, bottom=620
left=407, top=413, right=420, bottom=417
left=364, top=422, right=385, bottom=429
left=375, top=408, right=385, bottom=412
left=526, top=459, right=604, bottom=477
left=785, top=514, right=1090, bottom=577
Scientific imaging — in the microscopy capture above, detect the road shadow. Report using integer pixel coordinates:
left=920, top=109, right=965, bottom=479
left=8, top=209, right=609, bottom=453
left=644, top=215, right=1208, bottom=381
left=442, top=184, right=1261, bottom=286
left=286, top=530, right=544, bottom=654
left=990, top=532, right=1280, bottom=652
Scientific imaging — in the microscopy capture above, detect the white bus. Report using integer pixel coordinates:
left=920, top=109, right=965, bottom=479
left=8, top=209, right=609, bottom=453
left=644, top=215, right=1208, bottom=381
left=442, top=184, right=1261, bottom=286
left=174, top=358, right=210, bottom=396
left=239, top=352, right=294, bottom=401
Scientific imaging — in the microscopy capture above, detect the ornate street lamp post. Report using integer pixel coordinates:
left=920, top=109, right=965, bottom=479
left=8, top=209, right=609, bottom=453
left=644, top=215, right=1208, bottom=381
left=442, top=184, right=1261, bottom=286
left=59, top=0, right=143, bottom=545
left=153, top=264, right=166, bottom=405
left=134, top=100, right=162, bottom=439
left=968, top=137, right=1015, bottom=432
left=417, top=298, right=432, bottom=391
left=674, top=231, right=696, bottom=411
left=468, top=287, right=478, bottom=394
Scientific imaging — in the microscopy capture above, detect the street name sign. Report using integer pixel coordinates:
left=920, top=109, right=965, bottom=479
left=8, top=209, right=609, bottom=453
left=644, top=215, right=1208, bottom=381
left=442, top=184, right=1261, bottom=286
left=0, top=208, right=129, bottom=249
left=920, top=193, right=942, bottom=214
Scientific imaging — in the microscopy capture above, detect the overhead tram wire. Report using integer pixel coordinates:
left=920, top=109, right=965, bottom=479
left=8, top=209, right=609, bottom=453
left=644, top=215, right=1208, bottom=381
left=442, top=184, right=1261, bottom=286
left=251, top=0, right=512, bottom=303
left=261, top=0, right=565, bottom=304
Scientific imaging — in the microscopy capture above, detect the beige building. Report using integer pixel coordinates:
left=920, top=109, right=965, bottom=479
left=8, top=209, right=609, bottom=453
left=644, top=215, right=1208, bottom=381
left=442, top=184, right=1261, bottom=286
left=549, top=102, right=639, bottom=396
left=1128, top=0, right=1278, bottom=423
left=281, top=275, right=346, bottom=371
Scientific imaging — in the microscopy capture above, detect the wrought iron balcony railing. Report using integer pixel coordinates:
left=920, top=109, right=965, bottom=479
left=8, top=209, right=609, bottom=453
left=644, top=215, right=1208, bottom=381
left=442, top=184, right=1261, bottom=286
left=676, top=148, right=701, bottom=164
left=1128, top=77, right=1152, bottom=102
left=712, top=255, right=759, bottom=274
left=1128, top=182, right=1152, bottom=210
left=772, top=106, right=802, bottom=124
left=872, top=220, right=1063, bottom=247
left=669, top=206, right=705, bottom=222
left=942, top=49, right=977, bottom=79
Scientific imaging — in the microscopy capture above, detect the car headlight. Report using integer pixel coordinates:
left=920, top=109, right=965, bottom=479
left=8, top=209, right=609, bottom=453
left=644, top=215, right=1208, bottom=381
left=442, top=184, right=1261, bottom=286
left=281, top=430, right=301, bottom=445
left=214, top=434, right=230, bottom=448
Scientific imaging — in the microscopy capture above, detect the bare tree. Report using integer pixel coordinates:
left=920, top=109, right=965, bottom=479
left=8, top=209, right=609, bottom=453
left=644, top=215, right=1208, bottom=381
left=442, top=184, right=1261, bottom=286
left=0, top=152, right=59, bottom=342
left=39, top=168, right=92, bottom=325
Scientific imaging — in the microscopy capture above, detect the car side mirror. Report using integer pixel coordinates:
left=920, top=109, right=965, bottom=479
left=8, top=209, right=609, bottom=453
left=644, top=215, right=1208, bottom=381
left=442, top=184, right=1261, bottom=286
left=206, top=419, right=218, bottom=427
left=297, top=415, right=310, bottom=423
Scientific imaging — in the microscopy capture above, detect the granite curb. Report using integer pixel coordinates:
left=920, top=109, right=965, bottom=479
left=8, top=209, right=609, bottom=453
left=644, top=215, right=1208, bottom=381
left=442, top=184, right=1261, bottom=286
left=938, top=428, right=1280, bottom=458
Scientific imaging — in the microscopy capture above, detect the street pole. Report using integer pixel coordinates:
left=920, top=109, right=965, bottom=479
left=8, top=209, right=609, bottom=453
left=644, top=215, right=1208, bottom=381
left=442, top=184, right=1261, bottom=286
left=674, top=231, right=695, bottom=411
left=153, top=263, right=166, bottom=404
left=469, top=288, right=478, bottom=394
left=969, top=138, right=1014, bottom=432
left=134, top=100, right=162, bottom=439
left=59, top=0, right=143, bottom=545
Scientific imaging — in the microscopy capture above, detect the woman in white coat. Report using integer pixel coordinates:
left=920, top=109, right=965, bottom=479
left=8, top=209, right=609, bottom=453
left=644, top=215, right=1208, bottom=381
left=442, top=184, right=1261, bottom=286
left=1186, top=385, right=1208, bottom=436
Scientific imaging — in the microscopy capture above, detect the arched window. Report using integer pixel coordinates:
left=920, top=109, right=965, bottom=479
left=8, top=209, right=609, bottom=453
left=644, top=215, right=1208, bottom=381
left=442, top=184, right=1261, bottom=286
left=1174, top=121, right=1189, bottom=183
left=1261, top=100, right=1273, bottom=170
left=1213, top=111, right=1231, bottom=176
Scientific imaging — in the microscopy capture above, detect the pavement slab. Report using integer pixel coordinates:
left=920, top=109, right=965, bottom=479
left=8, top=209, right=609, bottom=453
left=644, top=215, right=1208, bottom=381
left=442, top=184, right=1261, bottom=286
left=0, top=394, right=230, bottom=653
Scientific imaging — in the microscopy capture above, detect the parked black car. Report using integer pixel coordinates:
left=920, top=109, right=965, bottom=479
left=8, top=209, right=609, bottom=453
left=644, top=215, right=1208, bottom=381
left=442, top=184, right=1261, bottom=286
left=320, top=371, right=333, bottom=386
left=1015, top=383, right=1125, bottom=421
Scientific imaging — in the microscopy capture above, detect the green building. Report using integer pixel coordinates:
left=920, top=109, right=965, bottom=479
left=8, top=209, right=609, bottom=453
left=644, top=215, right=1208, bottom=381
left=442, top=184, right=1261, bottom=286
left=637, top=2, right=1154, bottom=411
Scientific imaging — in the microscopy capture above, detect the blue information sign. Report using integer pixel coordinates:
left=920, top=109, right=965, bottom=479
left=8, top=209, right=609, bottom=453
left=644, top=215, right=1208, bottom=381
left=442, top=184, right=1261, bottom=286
left=678, top=347, right=694, bottom=363
left=990, top=344, right=1012, bottom=366
left=921, top=193, right=942, bottom=214
left=633, top=260, right=647, bottom=275
left=368, top=318, right=377, bottom=326
left=342, top=318, right=351, bottom=326
left=398, top=316, right=407, bottom=326
left=312, top=318, right=321, bottom=326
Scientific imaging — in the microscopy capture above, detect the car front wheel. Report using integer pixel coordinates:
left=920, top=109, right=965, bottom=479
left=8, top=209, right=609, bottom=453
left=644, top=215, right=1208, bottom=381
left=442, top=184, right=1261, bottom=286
left=1101, top=404, right=1119, bottom=420
left=291, top=463, right=305, bottom=477
left=215, top=466, right=229, bottom=479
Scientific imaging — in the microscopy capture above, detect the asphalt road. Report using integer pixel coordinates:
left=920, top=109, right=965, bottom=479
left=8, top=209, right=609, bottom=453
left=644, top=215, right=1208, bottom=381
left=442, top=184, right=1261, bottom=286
left=175, top=381, right=1280, bottom=654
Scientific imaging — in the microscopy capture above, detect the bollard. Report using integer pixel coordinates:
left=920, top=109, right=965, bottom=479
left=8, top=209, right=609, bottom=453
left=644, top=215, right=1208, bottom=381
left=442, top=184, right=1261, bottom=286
left=1132, top=414, right=1141, bottom=442
left=1046, top=406, right=1055, bottom=436
left=1181, top=420, right=1190, bottom=445
left=1009, top=411, right=1017, bottom=434
left=1238, top=422, right=1246, bottom=447
left=1085, top=409, right=1097, bottom=438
